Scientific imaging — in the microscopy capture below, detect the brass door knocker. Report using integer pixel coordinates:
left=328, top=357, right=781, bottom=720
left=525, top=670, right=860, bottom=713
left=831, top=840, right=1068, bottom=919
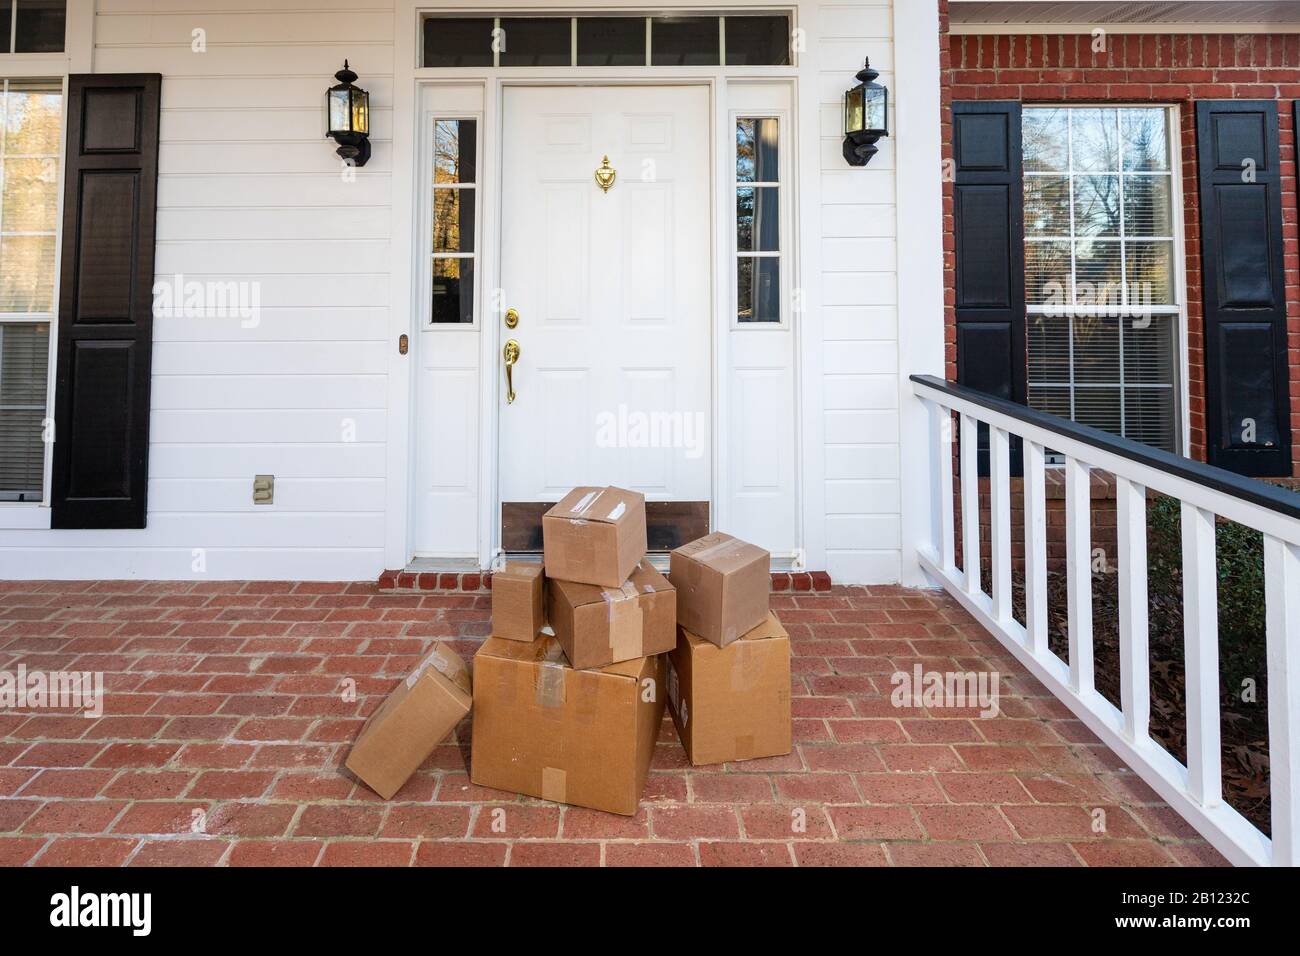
left=594, top=155, right=616, bottom=193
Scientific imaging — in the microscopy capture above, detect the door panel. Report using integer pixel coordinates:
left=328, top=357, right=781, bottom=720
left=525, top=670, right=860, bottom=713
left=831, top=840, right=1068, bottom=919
left=499, top=86, right=712, bottom=519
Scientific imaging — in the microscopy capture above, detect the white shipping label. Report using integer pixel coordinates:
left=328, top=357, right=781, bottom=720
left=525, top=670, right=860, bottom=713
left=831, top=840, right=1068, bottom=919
left=606, top=501, right=626, bottom=521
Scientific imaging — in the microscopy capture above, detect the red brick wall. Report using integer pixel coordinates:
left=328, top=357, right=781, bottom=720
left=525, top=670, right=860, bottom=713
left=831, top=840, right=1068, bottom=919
left=942, top=29, right=1300, bottom=476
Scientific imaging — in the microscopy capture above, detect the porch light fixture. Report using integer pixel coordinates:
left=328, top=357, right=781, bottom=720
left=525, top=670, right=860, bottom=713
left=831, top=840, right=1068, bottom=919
left=325, top=60, right=371, bottom=166
left=842, top=57, right=888, bottom=166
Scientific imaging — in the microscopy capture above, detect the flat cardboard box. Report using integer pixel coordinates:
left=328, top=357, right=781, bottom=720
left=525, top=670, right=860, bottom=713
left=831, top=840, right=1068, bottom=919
left=547, top=559, right=676, bottom=670
left=542, top=486, right=647, bottom=588
left=669, top=532, right=770, bottom=647
left=470, top=634, right=664, bottom=815
left=492, top=561, right=545, bottom=642
left=666, top=612, right=791, bottom=766
left=346, top=642, right=472, bottom=799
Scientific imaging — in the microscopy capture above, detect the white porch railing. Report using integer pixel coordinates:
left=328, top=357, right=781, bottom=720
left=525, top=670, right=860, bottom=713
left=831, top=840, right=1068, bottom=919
left=911, top=374, right=1300, bottom=867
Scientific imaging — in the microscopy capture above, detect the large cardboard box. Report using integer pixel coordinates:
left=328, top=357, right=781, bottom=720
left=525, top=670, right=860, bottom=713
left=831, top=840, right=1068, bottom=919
left=669, top=532, right=770, bottom=647
left=542, top=486, right=647, bottom=588
left=346, top=642, right=472, bottom=798
left=666, top=612, right=791, bottom=766
left=547, top=559, right=676, bottom=670
left=471, top=635, right=664, bottom=815
left=492, top=561, right=545, bottom=642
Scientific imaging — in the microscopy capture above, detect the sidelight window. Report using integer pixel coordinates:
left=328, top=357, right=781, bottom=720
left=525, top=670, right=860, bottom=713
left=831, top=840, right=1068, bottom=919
left=431, top=118, right=478, bottom=324
left=735, top=117, right=780, bottom=323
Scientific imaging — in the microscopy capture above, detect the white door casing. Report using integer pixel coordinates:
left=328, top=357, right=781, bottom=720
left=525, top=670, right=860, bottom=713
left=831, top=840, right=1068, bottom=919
left=497, top=85, right=712, bottom=504
left=410, top=78, right=803, bottom=570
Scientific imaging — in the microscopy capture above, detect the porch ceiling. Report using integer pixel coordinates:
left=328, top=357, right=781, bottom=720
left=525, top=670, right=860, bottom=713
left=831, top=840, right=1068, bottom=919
left=949, top=0, right=1300, bottom=29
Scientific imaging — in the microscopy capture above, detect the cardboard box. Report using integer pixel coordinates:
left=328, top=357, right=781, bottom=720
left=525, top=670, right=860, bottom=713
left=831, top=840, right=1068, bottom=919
left=669, top=532, right=770, bottom=647
left=345, top=642, right=472, bottom=799
left=547, top=559, right=676, bottom=670
left=470, top=634, right=664, bottom=815
left=492, top=561, right=545, bottom=642
left=542, top=486, right=647, bottom=588
left=666, top=612, right=791, bottom=766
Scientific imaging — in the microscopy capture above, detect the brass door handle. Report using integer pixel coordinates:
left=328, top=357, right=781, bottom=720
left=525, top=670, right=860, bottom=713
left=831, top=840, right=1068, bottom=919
left=503, top=339, right=520, bottom=404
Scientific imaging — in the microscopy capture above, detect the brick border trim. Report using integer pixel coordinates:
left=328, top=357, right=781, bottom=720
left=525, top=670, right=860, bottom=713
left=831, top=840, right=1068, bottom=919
left=376, top=570, right=833, bottom=593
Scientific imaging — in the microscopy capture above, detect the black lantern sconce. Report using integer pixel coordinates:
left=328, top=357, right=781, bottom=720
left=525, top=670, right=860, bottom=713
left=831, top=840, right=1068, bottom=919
left=842, top=57, right=889, bottom=166
left=325, top=60, right=371, bottom=166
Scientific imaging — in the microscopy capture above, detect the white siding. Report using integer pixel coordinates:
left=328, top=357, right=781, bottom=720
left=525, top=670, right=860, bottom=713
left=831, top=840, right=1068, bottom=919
left=0, top=0, right=928, bottom=584
left=0, top=0, right=396, bottom=580
left=816, top=2, right=901, bottom=583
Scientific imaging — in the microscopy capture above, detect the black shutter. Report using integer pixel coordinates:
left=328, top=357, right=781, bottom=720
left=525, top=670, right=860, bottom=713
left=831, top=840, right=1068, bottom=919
left=952, top=102, right=1025, bottom=475
left=1195, top=100, right=1291, bottom=477
left=51, top=74, right=162, bottom=529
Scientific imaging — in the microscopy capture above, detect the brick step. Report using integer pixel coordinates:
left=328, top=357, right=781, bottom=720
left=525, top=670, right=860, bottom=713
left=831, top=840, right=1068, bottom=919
left=376, top=569, right=832, bottom=593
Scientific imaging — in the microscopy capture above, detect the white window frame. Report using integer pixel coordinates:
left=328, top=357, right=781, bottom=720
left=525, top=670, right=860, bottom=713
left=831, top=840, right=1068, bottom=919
left=1021, top=102, right=1190, bottom=458
left=0, top=77, right=63, bottom=517
left=427, top=115, right=481, bottom=329
left=0, top=0, right=87, bottom=525
left=420, top=11, right=798, bottom=70
left=730, top=109, right=791, bottom=329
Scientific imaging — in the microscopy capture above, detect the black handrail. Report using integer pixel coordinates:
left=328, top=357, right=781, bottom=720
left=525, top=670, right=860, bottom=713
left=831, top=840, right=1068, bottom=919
left=910, top=374, right=1300, bottom=523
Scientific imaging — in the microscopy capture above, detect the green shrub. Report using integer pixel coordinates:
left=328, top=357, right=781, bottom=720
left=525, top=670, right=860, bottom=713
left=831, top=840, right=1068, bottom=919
left=1144, top=493, right=1266, bottom=699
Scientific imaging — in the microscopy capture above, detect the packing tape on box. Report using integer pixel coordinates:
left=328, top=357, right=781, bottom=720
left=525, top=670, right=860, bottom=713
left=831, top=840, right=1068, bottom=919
left=730, top=642, right=760, bottom=692
left=568, top=490, right=600, bottom=515
left=542, top=766, right=567, bottom=803
left=535, top=641, right=567, bottom=708
left=688, top=536, right=747, bottom=565
left=603, top=581, right=644, bottom=660
left=405, top=647, right=449, bottom=688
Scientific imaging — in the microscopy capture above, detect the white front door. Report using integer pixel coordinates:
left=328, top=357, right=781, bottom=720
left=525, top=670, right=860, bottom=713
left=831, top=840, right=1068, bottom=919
left=498, top=85, right=712, bottom=525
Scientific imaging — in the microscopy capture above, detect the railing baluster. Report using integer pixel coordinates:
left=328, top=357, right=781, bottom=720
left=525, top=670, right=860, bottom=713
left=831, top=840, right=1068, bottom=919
left=959, top=413, right=981, bottom=597
left=1265, top=535, right=1300, bottom=865
left=1023, top=441, right=1048, bottom=655
left=1116, top=477, right=1150, bottom=744
left=1065, top=456, right=1094, bottom=695
left=933, top=402, right=956, bottom=572
left=908, top=374, right=1300, bottom=866
left=990, top=426, right=1012, bottom=624
left=1181, top=502, right=1222, bottom=808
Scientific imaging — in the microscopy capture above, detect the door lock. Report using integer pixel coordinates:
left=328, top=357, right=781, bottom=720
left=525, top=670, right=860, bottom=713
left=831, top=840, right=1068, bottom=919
left=505, top=308, right=519, bottom=329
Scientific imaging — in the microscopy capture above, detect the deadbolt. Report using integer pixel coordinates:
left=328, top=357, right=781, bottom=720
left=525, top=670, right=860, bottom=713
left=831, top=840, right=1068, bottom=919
left=505, top=308, right=519, bottom=329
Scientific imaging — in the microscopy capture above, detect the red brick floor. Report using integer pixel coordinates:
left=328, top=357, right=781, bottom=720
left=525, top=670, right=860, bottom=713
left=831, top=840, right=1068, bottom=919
left=0, top=580, right=1226, bottom=867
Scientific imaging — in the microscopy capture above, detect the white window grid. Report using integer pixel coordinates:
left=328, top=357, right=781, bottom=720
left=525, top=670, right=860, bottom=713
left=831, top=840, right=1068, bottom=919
left=1023, top=105, right=1180, bottom=444
left=430, top=116, right=476, bottom=325
left=424, top=13, right=795, bottom=68
left=735, top=115, right=780, bottom=324
left=0, top=77, right=61, bottom=501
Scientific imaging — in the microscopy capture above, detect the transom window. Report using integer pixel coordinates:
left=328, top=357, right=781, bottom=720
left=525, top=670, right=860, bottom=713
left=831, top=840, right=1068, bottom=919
left=431, top=118, right=477, bottom=324
left=1022, top=106, right=1179, bottom=453
left=422, top=13, right=793, bottom=68
left=0, top=79, right=61, bottom=501
left=1, top=0, right=65, bottom=53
